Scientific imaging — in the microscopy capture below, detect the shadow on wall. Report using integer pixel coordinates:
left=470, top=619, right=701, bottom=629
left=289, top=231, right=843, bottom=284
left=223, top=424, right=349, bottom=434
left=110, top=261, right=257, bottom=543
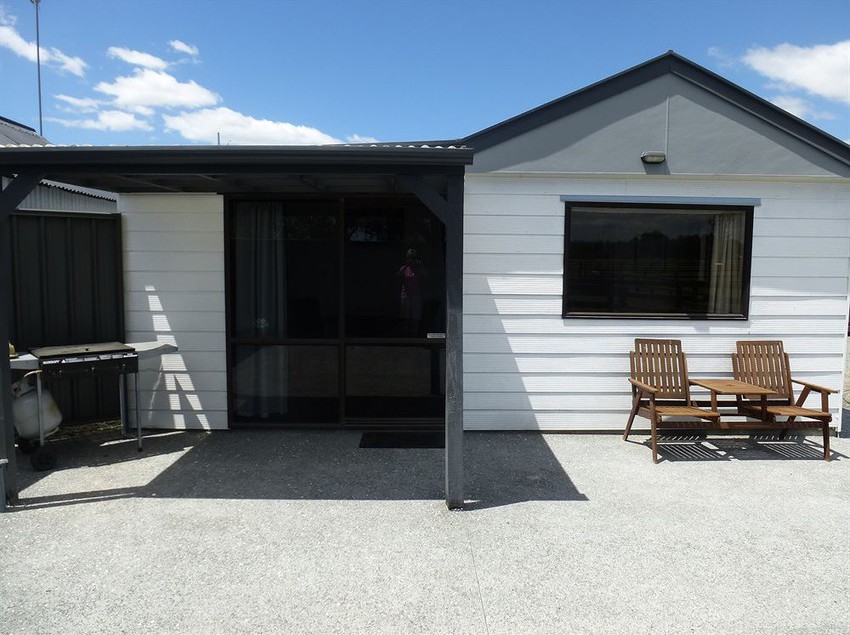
left=135, top=285, right=211, bottom=430
left=12, top=429, right=588, bottom=511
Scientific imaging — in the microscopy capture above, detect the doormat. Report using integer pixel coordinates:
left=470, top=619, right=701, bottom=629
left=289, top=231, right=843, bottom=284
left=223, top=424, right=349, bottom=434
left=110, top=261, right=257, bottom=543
left=359, top=431, right=444, bottom=449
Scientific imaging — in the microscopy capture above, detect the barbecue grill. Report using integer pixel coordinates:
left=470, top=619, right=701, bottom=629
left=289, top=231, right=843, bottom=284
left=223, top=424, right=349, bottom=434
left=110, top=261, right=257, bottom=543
left=28, top=342, right=141, bottom=453
left=31, top=342, right=138, bottom=379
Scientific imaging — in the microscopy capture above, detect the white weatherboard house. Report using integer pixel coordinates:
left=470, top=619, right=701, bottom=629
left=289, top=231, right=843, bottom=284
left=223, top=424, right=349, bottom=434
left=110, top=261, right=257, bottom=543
left=2, top=52, right=849, bottom=506
left=461, top=53, right=850, bottom=432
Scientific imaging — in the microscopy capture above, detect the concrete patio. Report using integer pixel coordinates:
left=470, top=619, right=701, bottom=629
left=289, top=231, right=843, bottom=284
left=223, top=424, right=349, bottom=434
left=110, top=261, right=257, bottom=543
left=2, top=425, right=849, bottom=634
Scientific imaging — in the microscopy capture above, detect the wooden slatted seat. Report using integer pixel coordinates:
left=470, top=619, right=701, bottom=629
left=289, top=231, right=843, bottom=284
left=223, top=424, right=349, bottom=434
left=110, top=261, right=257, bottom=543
left=732, top=340, right=833, bottom=461
left=756, top=405, right=830, bottom=418
left=652, top=405, right=722, bottom=418
left=625, top=339, right=720, bottom=463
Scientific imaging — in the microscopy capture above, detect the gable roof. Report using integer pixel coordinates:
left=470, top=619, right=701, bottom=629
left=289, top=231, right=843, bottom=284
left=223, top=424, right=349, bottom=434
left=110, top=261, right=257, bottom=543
left=463, top=51, right=850, bottom=168
left=0, top=116, right=50, bottom=146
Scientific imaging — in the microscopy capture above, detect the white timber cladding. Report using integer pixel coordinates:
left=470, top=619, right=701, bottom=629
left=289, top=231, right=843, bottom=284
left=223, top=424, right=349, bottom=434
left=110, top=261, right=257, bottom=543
left=121, top=193, right=227, bottom=430
left=463, top=174, right=850, bottom=432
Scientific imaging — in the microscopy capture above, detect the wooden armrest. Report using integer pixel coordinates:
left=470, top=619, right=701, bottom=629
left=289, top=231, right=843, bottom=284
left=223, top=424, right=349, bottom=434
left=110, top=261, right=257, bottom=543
left=629, top=378, right=659, bottom=394
left=791, top=378, right=836, bottom=394
left=792, top=378, right=834, bottom=411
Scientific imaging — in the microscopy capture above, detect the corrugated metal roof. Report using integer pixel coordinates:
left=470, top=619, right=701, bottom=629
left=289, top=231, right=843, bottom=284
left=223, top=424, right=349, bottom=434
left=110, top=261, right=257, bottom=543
left=0, top=117, right=119, bottom=201
left=20, top=183, right=118, bottom=212
left=39, top=179, right=118, bottom=202
left=1, top=176, right=118, bottom=211
left=0, top=116, right=51, bottom=146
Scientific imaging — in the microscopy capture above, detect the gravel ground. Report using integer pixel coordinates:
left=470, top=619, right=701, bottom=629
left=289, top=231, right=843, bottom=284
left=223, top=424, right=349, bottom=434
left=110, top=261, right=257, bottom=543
left=2, top=427, right=849, bottom=635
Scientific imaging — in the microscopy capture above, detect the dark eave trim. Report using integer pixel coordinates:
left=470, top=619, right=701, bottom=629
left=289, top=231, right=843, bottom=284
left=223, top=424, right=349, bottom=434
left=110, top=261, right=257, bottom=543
left=0, top=144, right=474, bottom=170
left=463, top=51, right=850, bottom=167
left=0, top=145, right=473, bottom=193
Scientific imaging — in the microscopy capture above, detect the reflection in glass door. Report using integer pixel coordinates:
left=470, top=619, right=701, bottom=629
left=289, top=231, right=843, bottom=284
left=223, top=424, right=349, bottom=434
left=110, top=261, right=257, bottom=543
left=345, top=345, right=445, bottom=419
left=227, top=197, right=445, bottom=427
left=344, top=200, right=445, bottom=422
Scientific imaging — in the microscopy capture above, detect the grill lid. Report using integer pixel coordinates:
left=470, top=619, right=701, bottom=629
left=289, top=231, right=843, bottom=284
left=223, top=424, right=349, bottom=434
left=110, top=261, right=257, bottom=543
left=31, top=342, right=135, bottom=359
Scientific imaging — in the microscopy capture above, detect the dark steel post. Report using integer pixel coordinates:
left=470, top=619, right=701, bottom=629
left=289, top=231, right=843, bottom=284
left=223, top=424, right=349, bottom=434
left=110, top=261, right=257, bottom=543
left=0, top=210, right=17, bottom=504
left=1, top=172, right=44, bottom=504
left=394, top=172, right=466, bottom=509
left=444, top=174, right=464, bottom=509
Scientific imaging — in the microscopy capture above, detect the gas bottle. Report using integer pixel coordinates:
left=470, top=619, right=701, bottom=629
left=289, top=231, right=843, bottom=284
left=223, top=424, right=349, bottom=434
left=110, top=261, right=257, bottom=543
left=11, top=375, right=62, bottom=440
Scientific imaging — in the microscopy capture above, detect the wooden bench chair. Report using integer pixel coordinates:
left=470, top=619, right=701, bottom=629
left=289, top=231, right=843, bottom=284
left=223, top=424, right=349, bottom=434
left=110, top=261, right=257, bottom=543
left=624, top=338, right=721, bottom=463
left=732, top=340, right=833, bottom=461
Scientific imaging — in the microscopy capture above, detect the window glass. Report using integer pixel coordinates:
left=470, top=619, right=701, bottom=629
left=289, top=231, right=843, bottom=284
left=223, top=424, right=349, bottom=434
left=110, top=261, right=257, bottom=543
left=345, top=345, right=445, bottom=418
left=344, top=200, right=445, bottom=337
left=232, top=345, right=339, bottom=423
left=564, top=206, right=750, bottom=317
left=231, top=200, right=339, bottom=339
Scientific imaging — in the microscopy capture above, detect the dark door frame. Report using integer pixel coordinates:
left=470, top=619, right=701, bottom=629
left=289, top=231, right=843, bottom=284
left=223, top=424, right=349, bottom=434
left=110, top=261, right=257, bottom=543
left=223, top=193, right=447, bottom=429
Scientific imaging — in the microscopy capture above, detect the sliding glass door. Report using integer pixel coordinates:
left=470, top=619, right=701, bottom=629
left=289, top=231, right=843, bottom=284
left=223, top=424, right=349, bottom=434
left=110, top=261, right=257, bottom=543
left=343, top=199, right=446, bottom=421
left=227, top=197, right=445, bottom=427
left=229, top=199, right=340, bottom=423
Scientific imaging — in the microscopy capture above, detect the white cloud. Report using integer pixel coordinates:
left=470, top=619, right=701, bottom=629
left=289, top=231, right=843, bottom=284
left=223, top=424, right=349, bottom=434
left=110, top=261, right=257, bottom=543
left=0, top=22, right=86, bottom=76
left=49, top=110, right=152, bottom=132
left=55, top=94, right=102, bottom=113
left=132, top=105, right=157, bottom=117
left=707, top=46, right=736, bottom=69
left=169, top=40, right=199, bottom=56
left=95, top=69, right=220, bottom=111
left=743, top=41, right=850, bottom=105
left=346, top=134, right=380, bottom=144
left=162, top=107, right=342, bottom=145
left=107, top=46, right=168, bottom=70
left=770, top=95, right=836, bottom=121
left=0, top=6, right=16, bottom=26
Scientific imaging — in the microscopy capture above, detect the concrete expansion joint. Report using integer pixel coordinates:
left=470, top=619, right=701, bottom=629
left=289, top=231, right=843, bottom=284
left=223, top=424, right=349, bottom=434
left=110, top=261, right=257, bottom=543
left=463, top=524, right=491, bottom=635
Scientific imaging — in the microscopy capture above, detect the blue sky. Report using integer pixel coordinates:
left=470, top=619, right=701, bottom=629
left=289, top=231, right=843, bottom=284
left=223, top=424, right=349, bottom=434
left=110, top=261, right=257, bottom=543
left=1, top=0, right=848, bottom=146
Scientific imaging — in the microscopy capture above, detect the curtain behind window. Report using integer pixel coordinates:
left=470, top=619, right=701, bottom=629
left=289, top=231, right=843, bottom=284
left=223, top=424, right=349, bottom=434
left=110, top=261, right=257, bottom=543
left=707, top=212, right=745, bottom=314
left=233, top=202, right=289, bottom=417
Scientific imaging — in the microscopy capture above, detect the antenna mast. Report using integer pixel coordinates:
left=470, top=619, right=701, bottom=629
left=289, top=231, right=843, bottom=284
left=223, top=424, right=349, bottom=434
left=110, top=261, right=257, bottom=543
left=30, top=0, right=43, bottom=136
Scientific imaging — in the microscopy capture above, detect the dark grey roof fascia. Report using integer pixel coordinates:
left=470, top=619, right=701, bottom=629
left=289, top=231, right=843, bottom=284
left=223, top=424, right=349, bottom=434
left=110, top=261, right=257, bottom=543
left=463, top=51, right=850, bottom=168
left=0, top=144, right=474, bottom=172
left=0, top=115, right=37, bottom=132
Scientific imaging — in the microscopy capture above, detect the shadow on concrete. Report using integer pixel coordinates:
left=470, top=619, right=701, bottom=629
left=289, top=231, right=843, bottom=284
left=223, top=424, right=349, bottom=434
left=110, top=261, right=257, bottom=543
left=631, top=433, right=845, bottom=463
left=12, top=428, right=587, bottom=511
left=464, top=432, right=588, bottom=509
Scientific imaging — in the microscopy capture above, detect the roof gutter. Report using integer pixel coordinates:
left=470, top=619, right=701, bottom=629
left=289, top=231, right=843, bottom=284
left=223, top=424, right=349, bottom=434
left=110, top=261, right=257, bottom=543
left=0, top=145, right=474, bottom=172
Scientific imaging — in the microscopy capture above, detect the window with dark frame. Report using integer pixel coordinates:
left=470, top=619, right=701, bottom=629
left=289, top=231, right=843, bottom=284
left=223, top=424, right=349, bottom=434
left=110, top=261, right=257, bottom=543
left=562, top=203, right=753, bottom=319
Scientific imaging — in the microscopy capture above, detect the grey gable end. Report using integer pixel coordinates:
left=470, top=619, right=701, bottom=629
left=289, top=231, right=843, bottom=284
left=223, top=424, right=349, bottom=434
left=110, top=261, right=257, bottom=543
left=465, top=51, right=850, bottom=177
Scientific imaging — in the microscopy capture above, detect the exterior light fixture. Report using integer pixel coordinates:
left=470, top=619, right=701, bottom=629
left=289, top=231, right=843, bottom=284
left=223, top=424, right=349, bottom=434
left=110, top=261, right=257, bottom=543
left=641, top=151, right=666, bottom=164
